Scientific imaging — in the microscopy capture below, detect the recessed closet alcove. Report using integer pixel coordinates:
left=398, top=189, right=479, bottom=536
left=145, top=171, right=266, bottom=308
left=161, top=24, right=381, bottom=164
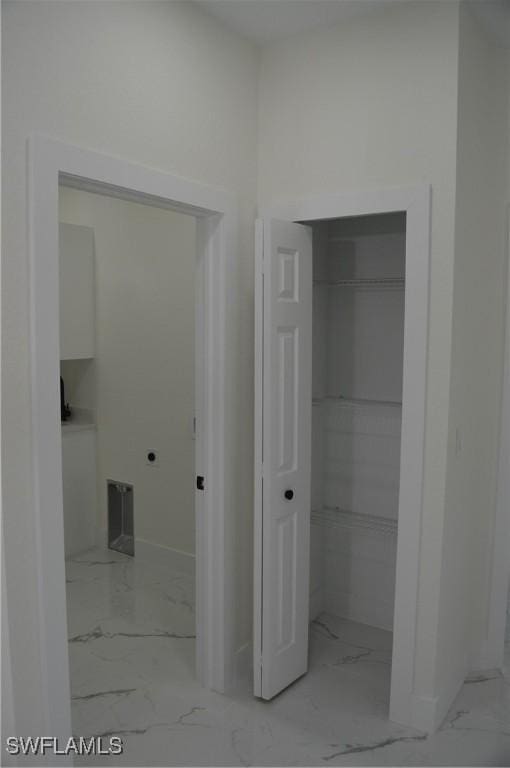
left=309, top=212, right=406, bottom=633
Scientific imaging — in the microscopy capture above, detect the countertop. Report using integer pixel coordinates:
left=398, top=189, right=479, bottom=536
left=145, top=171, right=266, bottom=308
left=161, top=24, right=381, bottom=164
left=61, top=407, right=95, bottom=434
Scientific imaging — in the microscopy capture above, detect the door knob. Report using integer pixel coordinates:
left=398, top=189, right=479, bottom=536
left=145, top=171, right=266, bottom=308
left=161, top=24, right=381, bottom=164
left=284, top=489, right=294, bottom=501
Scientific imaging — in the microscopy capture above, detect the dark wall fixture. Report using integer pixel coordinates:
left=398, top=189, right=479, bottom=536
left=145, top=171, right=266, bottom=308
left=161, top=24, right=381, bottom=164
left=60, top=376, right=71, bottom=422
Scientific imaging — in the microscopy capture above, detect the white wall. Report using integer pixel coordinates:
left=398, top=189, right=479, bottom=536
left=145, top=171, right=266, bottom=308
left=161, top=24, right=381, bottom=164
left=59, top=187, right=197, bottom=557
left=2, top=0, right=257, bottom=740
left=317, top=513, right=398, bottom=632
left=438, top=3, right=510, bottom=699
left=325, top=233, right=405, bottom=404
left=507, top=50, right=510, bottom=657
left=312, top=218, right=405, bottom=522
left=258, top=0, right=461, bottom=711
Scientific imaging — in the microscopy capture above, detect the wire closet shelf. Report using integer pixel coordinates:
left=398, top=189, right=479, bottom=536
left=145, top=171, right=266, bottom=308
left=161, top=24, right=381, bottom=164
left=313, top=277, right=405, bottom=288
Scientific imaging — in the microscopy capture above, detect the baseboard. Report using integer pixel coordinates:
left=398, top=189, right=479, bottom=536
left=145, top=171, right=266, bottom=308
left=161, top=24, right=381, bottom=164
left=323, top=589, right=394, bottom=632
left=407, top=671, right=464, bottom=732
left=430, top=662, right=467, bottom=731
left=309, top=585, right=324, bottom=621
left=472, top=638, right=506, bottom=672
left=95, top=526, right=107, bottom=549
left=94, top=528, right=195, bottom=576
left=234, top=642, right=252, bottom=687
left=135, top=537, right=195, bottom=576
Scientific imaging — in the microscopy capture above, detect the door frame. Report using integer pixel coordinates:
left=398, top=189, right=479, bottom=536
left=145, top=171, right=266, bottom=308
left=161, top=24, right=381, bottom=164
left=28, top=135, right=236, bottom=745
left=260, top=184, right=431, bottom=729
left=484, top=203, right=510, bottom=669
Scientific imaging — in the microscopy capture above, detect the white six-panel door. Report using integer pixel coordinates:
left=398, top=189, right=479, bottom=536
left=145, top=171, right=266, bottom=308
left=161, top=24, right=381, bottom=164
left=254, top=218, right=313, bottom=699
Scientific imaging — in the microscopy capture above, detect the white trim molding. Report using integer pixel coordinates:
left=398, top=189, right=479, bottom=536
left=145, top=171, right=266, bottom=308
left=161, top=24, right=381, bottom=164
left=262, top=184, right=431, bottom=731
left=27, top=135, right=236, bottom=749
left=484, top=203, right=510, bottom=670
left=93, top=532, right=196, bottom=577
left=1, top=539, right=17, bottom=766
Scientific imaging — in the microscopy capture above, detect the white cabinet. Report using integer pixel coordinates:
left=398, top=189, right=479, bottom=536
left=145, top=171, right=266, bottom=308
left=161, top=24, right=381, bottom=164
left=61, top=426, right=97, bottom=557
left=59, top=223, right=95, bottom=359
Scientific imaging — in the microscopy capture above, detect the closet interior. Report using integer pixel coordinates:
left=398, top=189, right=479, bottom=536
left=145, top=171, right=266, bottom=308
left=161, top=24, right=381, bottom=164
left=309, top=212, right=406, bottom=634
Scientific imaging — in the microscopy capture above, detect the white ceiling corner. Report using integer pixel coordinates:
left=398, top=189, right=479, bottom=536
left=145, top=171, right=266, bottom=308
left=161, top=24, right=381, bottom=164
left=194, top=0, right=395, bottom=46
left=194, top=0, right=510, bottom=48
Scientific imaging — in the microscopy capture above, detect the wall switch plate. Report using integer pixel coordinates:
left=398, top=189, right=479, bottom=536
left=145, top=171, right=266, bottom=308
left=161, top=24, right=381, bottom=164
left=146, top=449, right=159, bottom=467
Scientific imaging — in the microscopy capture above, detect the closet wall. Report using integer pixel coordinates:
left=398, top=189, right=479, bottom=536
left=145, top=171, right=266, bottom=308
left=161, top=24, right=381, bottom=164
left=311, top=214, right=405, bottom=631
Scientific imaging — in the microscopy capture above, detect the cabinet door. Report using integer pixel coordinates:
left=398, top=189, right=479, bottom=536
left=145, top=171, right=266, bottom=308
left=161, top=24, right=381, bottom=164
left=254, top=218, right=312, bottom=699
left=59, top=223, right=95, bottom=359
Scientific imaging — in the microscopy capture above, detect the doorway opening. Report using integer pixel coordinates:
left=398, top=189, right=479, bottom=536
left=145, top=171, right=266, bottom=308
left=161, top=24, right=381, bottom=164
left=28, top=135, right=234, bottom=742
left=58, top=186, right=199, bottom=733
left=254, top=186, right=431, bottom=731
left=308, top=211, right=405, bottom=715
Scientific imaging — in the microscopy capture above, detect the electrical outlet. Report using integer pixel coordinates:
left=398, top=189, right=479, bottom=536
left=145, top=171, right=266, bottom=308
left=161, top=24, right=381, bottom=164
left=146, top=449, right=159, bottom=467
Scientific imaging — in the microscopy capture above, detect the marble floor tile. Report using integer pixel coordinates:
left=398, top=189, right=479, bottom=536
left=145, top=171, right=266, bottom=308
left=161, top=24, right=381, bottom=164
left=67, top=548, right=510, bottom=767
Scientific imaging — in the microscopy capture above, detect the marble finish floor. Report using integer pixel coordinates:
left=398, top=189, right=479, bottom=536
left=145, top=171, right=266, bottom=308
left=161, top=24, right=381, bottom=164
left=66, top=548, right=510, bottom=766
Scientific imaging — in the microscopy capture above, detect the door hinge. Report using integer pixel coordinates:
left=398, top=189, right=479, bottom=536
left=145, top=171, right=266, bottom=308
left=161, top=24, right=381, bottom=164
left=196, top=475, right=205, bottom=491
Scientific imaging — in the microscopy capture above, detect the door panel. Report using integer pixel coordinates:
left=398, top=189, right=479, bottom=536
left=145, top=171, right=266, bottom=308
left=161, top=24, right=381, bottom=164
left=254, top=218, right=312, bottom=700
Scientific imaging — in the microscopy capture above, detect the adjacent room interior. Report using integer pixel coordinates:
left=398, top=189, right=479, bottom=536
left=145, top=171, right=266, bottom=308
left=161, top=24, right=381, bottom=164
left=58, top=185, right=199, bottom=736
